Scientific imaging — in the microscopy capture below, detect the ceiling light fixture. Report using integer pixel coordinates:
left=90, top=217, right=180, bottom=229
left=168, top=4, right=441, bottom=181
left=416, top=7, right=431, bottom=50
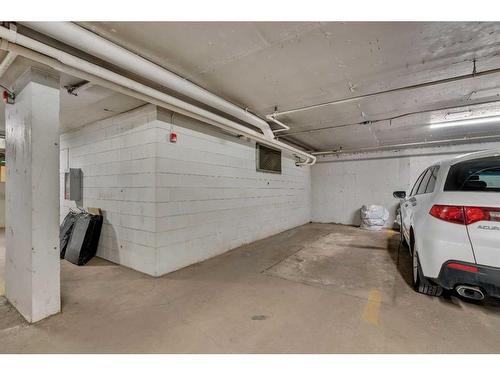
left=430, top=115, right=500, bottom=129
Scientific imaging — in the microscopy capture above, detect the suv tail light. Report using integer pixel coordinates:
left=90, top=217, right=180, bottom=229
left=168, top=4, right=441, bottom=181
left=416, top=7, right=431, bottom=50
left=429, top=205, right=464, bottom=224
left=430, top=205, right=500, bottom=225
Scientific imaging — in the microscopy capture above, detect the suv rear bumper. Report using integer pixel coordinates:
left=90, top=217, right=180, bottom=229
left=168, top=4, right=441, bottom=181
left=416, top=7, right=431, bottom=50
left=435, top=260, right=500, bottom=299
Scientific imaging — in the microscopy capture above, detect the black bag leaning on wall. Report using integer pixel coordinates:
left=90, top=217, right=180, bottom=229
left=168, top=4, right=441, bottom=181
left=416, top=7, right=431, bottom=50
left=60, top=210, right=79, bottom=259
left=63, top=211, right=104, bottom=266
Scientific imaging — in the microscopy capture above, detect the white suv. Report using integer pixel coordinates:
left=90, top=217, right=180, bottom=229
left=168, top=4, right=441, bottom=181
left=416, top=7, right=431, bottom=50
left=393, top=149, right=500, bottom=300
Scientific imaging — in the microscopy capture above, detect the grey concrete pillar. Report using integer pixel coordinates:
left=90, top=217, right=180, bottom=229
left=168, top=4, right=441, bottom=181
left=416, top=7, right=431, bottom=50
left=5, top=67, right=60, bottom=322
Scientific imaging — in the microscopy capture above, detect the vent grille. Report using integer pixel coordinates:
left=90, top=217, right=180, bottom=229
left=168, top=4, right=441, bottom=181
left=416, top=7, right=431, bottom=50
left=257, top=144, right=282, bottom=173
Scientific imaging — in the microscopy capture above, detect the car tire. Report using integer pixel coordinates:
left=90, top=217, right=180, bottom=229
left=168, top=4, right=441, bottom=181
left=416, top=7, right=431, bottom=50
left=411, top=238, right=442, bottom=297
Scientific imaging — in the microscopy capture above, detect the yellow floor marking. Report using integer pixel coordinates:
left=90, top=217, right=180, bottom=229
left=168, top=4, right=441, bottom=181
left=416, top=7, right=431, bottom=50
left=362, top=289, right=382, bottom=326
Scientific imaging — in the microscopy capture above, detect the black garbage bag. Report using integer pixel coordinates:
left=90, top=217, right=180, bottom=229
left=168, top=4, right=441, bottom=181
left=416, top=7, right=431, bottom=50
left=60, top=210, right=78, bottom=259
left=63, top=210, right=103, bottom=266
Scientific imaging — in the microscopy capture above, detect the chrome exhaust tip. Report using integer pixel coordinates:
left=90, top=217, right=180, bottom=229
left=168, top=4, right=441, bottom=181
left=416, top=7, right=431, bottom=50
left=456, top=285, right=485, bottom=301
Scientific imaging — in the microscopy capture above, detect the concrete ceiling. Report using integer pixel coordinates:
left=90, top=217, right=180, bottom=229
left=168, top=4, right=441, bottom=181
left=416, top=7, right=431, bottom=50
left=4, top=22, right=500, bottom=150
left=77, top=21, right=500, bottom=151
left=58, top=75, right=145, bottom=130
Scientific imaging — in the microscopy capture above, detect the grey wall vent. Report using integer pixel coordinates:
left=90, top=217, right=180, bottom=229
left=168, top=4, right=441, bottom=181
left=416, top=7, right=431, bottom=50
left=256, top=143, right=282, bottom=173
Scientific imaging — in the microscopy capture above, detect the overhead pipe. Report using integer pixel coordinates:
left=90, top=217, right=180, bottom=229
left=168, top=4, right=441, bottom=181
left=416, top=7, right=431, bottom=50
left=271, top=59, right=500, bottom=118
left=277, top=98, right=500, bottom=139
left=21, top=21, right=275, bottom=139
left=0, top=27, right=315, bottom=165
left=265, top=113, right=290, bottom=133
left=312, top=134, right=500, bottom=157
left=3, top=42, right=262, bottom=140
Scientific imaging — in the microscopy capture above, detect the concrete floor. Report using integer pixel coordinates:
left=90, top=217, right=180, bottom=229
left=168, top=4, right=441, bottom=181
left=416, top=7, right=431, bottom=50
left=1, top=223, right=499, bottom=353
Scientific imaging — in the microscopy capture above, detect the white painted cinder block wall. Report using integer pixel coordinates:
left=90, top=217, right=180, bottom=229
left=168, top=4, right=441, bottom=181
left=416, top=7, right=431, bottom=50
left=60, top=105, right=159, bottom=275
left=311, top=141, right=500, bottom=227
left=60, top=104, right=311, bottom=276
left=154, top=110, right=311, bottom=275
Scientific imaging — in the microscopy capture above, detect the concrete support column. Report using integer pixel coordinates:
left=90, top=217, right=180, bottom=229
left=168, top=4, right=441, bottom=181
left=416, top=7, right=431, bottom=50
left=5, top=67, right=60, bottom=322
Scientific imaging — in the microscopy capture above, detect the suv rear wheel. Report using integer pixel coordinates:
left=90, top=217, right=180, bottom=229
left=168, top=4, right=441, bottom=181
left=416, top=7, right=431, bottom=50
left=411, top=233, right=442, bottom=297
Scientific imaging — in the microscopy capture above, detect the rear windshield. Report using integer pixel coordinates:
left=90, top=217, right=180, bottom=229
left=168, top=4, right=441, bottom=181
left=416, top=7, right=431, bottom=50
left=444, top=156, right=500, bottom=192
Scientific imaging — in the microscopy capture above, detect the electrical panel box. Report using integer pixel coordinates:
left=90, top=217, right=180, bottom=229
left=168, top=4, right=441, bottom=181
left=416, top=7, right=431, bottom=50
left=64, top=168, right=82, bottom=201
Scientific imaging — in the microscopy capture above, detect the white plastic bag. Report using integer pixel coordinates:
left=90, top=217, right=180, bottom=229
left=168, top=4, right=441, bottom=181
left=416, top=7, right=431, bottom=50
left=360, top=204, right=389, bottom=231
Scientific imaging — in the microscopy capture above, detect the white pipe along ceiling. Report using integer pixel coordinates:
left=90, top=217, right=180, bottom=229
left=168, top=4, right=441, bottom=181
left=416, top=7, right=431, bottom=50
left=265, top=113, right=290, bottom=133
left=0, top=24, right=315, bottom=165
left=270, top=60, right=500, bottom=118
left=21, top=21, right=277, bottom=139
left=312, top=133, right=500, bottom=157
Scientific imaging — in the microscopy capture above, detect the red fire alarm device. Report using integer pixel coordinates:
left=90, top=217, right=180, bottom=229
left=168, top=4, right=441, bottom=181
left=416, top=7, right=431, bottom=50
left=170, top=132, right=177, bottom=143
left=2, top=90, right=15, bottom=104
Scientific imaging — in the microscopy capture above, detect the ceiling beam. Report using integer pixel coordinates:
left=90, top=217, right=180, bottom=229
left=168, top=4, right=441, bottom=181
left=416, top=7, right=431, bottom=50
left=312, top=134, right=500, bottom=156
left=272, top=59, right=500, bottom=118
left=277, top=97, right=500, bottom=138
